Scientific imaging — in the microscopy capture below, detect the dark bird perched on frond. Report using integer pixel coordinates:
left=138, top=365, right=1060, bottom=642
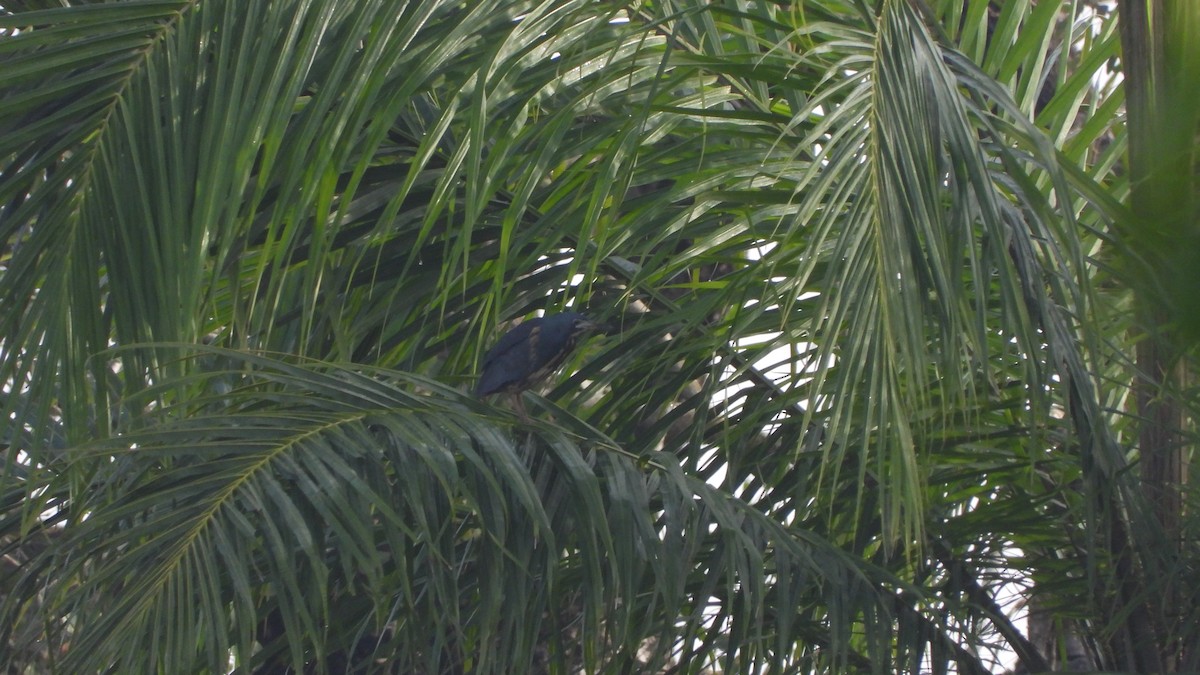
left=475, top=313, right=600, bottom=415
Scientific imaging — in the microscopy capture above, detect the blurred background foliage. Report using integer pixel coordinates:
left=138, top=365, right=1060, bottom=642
left=0, top=0, right=1196, bottom=672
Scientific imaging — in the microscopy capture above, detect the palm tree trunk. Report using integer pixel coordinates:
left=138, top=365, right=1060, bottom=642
left=1116, top=0, right=1199, bottom=669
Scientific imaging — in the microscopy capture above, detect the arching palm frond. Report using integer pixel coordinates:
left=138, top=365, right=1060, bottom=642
left=5, top=348, right=905, bottom=672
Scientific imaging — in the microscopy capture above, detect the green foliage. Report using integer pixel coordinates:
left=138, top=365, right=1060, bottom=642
left=1, top=0, right=1194, bottom=673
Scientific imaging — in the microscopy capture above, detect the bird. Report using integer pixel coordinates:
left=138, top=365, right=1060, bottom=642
left=475, top=312, right=600, bottom=416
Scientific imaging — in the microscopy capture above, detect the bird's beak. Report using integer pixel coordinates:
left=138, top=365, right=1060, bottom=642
left=575, top=318, right=609, bottom=336
left=589, top=320, right=616, bottom=335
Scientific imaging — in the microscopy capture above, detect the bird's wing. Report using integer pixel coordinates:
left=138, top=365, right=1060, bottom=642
left=481, top=320, right=538, bottom=368
left=475, top=320, right=542, bottom=396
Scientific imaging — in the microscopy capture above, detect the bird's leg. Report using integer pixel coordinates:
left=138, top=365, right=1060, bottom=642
left=509, top=391, right=531, bottom=425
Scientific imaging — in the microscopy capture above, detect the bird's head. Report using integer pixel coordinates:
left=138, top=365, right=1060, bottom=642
left=564, top=312, right=602, bottom=338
